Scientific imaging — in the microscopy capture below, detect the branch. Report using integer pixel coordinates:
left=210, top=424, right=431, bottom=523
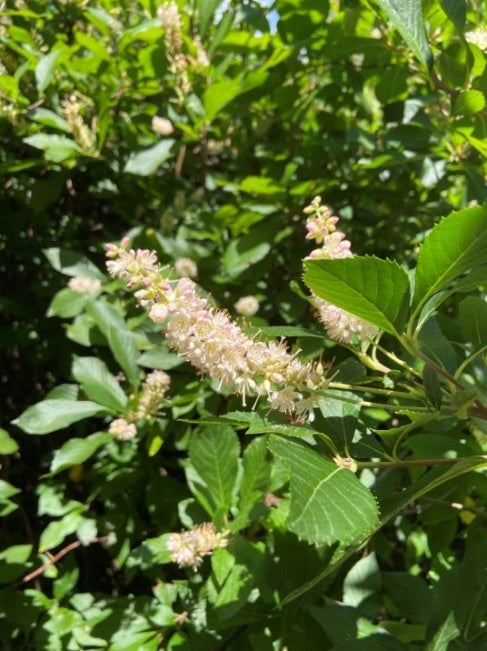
left=20, top=536, right=109, bottom=585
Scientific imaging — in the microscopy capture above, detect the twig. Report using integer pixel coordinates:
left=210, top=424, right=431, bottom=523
left=20, top=536, right=109, bottom=585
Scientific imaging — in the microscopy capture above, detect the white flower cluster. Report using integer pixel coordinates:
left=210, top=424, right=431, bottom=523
left=106, top=240, right=327, bottom=419
left=68, top=276, right=102, bottom=295
left=108, top=418, right=137, bottom=441
left=166, top=522, right=229, bottom=571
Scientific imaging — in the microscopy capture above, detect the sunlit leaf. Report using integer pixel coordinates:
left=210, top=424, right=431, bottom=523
left=268, top=437, right=379, bottom=546
left=50, top=432, right=112, bottom=475
left=413, top=206, right=487, bottom=309
left=13, top=400, right=108, bottom=435
left=123, top=140, right=175, bottom=176
left=304, top=256, right=410, bottom=334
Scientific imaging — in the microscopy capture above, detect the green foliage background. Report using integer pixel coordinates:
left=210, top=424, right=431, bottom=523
left=1, top=0, right=486, bottom=649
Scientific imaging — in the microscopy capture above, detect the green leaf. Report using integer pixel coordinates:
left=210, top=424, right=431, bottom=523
left=219, top=410, right=318, bottom=440
left=0, top=479, right=20, bottom=517
left=239, top=176, right=283, bottom=196
left=373, top=0, right=432, bottom=66
left=50, top=432, right=111, bottom=475
left=282, top=455, right=487, bottom=605
left=138, top=347, right=183, bottom=370
left=12, top=400, right=108, bottom=435
left=231, top=437, right=270, bottom=530
left=35, top=50, right=62, bottom=93
left=0, top=428, right=19, bottom=455
left=427, top=527, right=486, bottom=640
left=28, top=107, right=69, bottom=132
left=440, top=0, right=466, bottom=33
left=47, top=288, right=90, bottom=318
left=303, top=257, right=410, bottom=335
left=426, top=612, right=460, bottom=651
left=43, top=248, right=105, bottom=279
left=0, top=544, right=32, bottom=564
left=130, top=534, right=173, bottom=568
left=187, top=426, right=240, bottom=523
left=39, top=511, right=83, bottom=552
left=204, top=72, right=268, bottom=121
left=383, top=572, right=433, bottom=624
left=86, top=301, right=140, bottom=388
left=23, top=134, right=80, bottom=162
left=422, top=366, right=442, bottom=411
left=0, top=545, right=33, bottom=582
left=268, top=437, right=380, bottom=546
left=198, top=0, right=222, bottom=36
left=318, top=390, right=361, bottom=449
left=46, top=384, right=79, bottom=401
left=413, top=206, right=487, bottom=309
left=119, top=19, right=161, bottom=49
left=459, top=297, right=487, bottom=347
left=417, top=318, right=458, bottom=374
left=343, top=552, right=381, bottom=607
left=72, top=356, right=128, bottom=411
left=453, top=90, right=486, bottom=117
left=123, top=139, right=175, bottom=176
left=222, top=234, right=271, bottom=278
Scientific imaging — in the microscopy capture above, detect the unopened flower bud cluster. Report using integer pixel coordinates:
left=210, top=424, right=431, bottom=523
left=61, top=95, right=95, bottom=152
left=107, top=369, right=171, bottom=440
left=166, top=522, right=229, bottom=571
left=304, top=197, right=379, bottom=345
left=108, top=418, right=137, bottom=441
left=152, top=116, right=174, bottom=136
left=234, top=295, right=259, bottom=316
left=106, top=239, right=327, bottom=419
left=135, top=370, right=171, bottom=419
left=156, top=2, right=209, bottom=101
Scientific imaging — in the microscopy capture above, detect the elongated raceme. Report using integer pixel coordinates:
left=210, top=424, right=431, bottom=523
left=106, top=240, right=327, bottom=419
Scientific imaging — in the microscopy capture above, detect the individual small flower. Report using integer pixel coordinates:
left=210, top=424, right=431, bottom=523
left=135, top=370, right=171, bottom=419
left=269, top=387, right=303, bottom=413
left=108, top=418, right=137, bottom=441
left=166, top=522, right=230, bottom=571
left=234, top=295, right=259, bottom=316
left=174, top=257, right=198, bottom=278
left=152, top=116, right=174, bottom=136
left=68, top=276, right=102, bottom=294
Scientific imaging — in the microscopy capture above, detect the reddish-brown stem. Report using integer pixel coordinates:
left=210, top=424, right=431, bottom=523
left=20, top=536, right=109, bottom=585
